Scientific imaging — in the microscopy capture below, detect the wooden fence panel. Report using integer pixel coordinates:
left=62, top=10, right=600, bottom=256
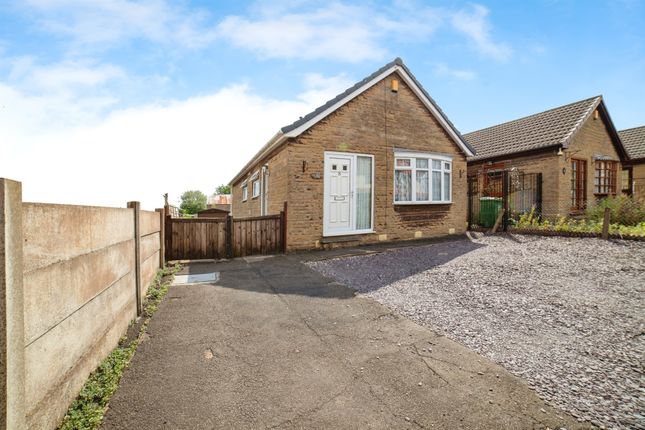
left=165, top=212, right=284, bottom=260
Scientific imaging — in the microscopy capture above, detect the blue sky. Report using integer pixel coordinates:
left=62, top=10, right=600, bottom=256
left=1, top=0, right=643, bottom=208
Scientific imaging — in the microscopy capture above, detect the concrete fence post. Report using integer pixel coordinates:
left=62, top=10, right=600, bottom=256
left=155, top=208, right=165, bottom=268
left=0, top=178, right=26, bottom=430
left=127, top=201, right=143, bottom=316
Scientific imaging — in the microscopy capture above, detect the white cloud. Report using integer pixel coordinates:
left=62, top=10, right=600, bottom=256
left=0, top=75, right=350, bottom=210
left=297, top=72, right=354, bottom=105
left=21, top=0, right=218, bottom=50
left=434, top=63, right=476, bottom=81
left=9, top=57, right=125, bottom=94
left=217, top=2, right=442, bottom=62
left=451, top=4, right=512, bottom=61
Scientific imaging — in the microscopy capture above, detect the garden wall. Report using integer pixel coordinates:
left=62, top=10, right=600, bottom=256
left=0, top=178, right=164, bottom=430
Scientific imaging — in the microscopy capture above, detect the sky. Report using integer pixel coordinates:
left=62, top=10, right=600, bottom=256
left=1, top=0, right=643, bottom=210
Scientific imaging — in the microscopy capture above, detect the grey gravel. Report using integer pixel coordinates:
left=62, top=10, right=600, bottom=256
left=308, top=234, right=645, bottom=430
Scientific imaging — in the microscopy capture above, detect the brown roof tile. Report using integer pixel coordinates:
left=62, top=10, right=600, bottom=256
left=465, top=96, right=602, bottom=161
left=619, top=126, right=645, bottom=160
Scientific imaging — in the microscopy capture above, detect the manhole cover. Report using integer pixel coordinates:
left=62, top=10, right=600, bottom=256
left=173, top=272, right=220, bottom=285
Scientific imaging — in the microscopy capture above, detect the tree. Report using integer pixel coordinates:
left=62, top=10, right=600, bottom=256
left=215, top=184, right=231, bottom=195
left=180, top=190, right=207, bottom=214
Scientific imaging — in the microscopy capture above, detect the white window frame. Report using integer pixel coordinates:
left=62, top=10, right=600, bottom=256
left=323, top=151, right=375, bottom=237
left=241, top=182, right=248, bottom=202
left=252, top=179, right=260, bottom=198
left=393, top=151, right=452, bottom=204
left=249, top=170, right=260, bottom=198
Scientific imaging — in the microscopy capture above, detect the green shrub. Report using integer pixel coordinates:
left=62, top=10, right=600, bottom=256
left=586, top=195, right=645, bottom=226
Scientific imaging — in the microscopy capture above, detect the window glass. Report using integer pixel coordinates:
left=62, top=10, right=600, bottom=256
left=416, top=170, right=429, bottom=201
left=395, top=170, right=412, bottom=201
left=432, top=160, right=442, bottom=170
left=356, top=156, right=372, bottom=230
left=443, top=172, right=451, bottom=201
left=416, top=159, right=428, bottom=169
left=252, top=180, right=260, bottom=197
left=432, top=171, right=442, bottom=200
left=396, top=158, right=411, bottom=167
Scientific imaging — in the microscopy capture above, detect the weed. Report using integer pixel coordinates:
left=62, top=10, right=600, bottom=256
left=58, top=263, right=181, bottom=430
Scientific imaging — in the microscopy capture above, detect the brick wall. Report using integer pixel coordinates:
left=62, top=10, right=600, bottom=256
left=231, top=145, right=289, bottom=218
left=630, top=163, right=645, bottom=200
left=285, top=71, right=468, bottom=251
left=468, top=150, right=561, bottom=218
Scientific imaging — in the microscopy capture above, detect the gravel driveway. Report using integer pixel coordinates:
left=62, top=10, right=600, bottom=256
left=308, top=234, right=645, bottom=430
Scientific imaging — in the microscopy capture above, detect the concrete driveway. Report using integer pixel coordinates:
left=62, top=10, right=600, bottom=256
left=101, top=242, right=589, bottom=429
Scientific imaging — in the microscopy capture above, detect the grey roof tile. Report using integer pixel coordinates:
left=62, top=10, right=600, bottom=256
left=464, top=96, right=602, bottom=161
left=619, top=126, right=645, bottom=160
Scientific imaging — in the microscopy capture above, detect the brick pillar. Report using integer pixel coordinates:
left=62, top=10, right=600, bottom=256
left=0, top=178, right=26, bottom=430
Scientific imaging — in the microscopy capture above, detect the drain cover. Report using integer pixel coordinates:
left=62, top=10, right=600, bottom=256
left=173, top=272, right=219, bottom=285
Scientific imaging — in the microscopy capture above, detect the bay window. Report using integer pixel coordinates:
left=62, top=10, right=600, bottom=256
left=394, top=152, right=452, bottom=204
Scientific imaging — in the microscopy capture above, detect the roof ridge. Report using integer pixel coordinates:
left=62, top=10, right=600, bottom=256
left=464, top=95, right=602, bottom=137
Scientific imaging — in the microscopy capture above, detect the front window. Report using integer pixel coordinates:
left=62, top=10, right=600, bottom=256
left=252, top=180, right=260, bottom=198
left=594, top=160, right=617, bottom=195
left=394, top=152, right=452, bottom=203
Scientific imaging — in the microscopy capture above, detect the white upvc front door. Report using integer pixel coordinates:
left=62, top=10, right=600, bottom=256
left=326, top=154, right=352, bottom=232
left=323, top=151, right=374, bottom=237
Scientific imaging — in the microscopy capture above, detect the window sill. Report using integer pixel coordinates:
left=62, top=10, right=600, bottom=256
left=393, top=201, right=452, bottom=205
left=323, top=229, right=374, bottom=238
left=252, top=196, right=259, bottom=199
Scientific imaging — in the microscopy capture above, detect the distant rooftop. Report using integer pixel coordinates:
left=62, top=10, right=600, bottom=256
left=465, top=96, right=602, bottom=161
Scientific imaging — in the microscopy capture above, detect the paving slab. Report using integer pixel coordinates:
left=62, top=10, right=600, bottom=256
left=101, top=247, right=590, bottom=429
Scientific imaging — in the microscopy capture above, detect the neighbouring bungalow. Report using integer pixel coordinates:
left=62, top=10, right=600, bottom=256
left=230, top=58, right=475, bottom=251
left=619, top=126, right=645, bottom=200
left=465, top=96, right=629, bottom=219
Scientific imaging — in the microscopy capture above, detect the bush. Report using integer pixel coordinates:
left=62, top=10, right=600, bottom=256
left=586, top=195, right=645, bottom=226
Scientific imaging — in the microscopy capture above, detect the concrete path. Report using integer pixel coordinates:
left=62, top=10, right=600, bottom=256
left=102, top=246, right=589, bottom=429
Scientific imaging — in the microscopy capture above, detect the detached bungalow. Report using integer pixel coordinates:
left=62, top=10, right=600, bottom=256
left=465, top=96, right=629, bottom=218
left=230, top=58, right=474, bottom=251
left=619, top=126, right=645, bottom=200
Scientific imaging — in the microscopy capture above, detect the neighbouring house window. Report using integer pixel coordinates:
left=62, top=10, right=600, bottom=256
left=356, top=156, right=372, bottom=230
left=571, top=159, right=586, bottom=211
left=252, top=179, right=260, bottom=198
left=242, top=183, right=248, bottom=201
left=594, top=160, right=617, bottom=195
left=394, top=152, right=452, bottom=203
left=621, top=168, right=632, bottom=195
